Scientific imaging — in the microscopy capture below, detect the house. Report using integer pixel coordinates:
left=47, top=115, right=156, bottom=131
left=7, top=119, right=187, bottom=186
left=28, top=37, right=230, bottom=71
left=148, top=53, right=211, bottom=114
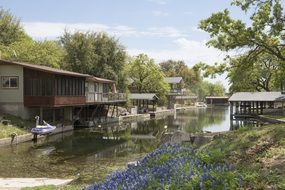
left=164, top=77, right=184, bottom=95
left=0, top=59, right=126, bottom=124
left=164, top=77, right=192, bottom=108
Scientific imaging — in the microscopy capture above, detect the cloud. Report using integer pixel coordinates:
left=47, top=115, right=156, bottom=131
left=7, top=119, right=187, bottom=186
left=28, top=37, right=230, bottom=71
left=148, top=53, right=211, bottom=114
left=22, top=22, right=187, bottom=39
left=147, top=0, right=168, bottom=5
left=23, top=22, right=109, bottom=39
left=128, top=38, right=227, bottom=65
left=110, top=25, right=138, bottom=37
left=144, top=27, right=186, bottom=37
left=152, top=10, right=169, bottom=17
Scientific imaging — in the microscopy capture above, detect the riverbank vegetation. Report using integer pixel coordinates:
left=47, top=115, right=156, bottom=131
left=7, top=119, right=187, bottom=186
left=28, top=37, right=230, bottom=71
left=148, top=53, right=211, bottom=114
left=0, top=114, right=34, bottom=139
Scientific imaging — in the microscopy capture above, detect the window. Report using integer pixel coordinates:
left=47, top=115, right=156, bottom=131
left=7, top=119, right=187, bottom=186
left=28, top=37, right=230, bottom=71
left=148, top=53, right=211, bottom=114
left=1, top=76, right=19, bottom=89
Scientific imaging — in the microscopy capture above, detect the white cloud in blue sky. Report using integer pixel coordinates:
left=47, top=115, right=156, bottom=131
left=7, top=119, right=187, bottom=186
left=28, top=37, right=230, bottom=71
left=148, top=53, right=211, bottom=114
left=147, top=0, right=168, bottom=5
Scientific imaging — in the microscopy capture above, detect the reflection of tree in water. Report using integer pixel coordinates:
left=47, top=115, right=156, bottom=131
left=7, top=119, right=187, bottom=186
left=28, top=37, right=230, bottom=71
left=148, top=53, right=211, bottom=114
left=172, top=108, right=227, bottom=133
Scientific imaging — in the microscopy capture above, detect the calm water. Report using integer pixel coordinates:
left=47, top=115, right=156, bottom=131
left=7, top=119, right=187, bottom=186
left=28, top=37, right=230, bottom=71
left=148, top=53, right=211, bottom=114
left=0, top=107, right=235, bottom=186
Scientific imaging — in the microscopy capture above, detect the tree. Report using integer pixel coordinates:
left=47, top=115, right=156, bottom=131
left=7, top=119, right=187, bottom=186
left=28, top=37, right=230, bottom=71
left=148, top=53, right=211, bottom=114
left=199, top=0, right=285, bottom=92
left=60, top=31, right=127, bottom=90
left=199, top=0, right=285, bottom=61
left=1, top=39, right=65, bottom=68
left=228, top=53, right=282, bottom=92
left=197, top=81, right=226, bottom=99
left=126, top=54, right=170, bottom=103
left=0, top=8, right=64, bottom=68
left=0, top=8, right=28, bottom=46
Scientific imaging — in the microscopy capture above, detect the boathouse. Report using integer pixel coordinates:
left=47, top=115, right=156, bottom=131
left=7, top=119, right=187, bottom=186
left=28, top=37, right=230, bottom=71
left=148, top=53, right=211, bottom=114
left=228, top=92, right=285, bottom=119
left=0, top=59, right=127, bottom=124
left=205, top=96, right=229, bottom=106
left=129, top=93, right=159, bottom=114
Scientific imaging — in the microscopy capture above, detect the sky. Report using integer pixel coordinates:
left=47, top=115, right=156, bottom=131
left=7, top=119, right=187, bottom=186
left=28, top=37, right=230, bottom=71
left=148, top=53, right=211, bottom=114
left=0, top=0, right=246, bottom=89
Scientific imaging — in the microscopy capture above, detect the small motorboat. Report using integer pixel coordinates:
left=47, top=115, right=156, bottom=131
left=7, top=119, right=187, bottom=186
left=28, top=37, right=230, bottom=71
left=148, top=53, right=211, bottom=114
left=31, top=116, right=56, bottom=135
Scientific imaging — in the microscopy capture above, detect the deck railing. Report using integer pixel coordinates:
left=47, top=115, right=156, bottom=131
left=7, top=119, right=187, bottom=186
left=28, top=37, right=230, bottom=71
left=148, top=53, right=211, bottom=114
left=169, top=88, right=187, bottom=95
left=86, top=92, right=127, bottom=103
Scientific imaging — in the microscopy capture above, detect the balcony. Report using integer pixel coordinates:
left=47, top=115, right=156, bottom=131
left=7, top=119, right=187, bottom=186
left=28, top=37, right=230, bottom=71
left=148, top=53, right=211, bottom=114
left=24, top=96, right=86, bottom=107
left=168, top=88, right=187, bottom=95
left=86, top=93, right=127, bottom=104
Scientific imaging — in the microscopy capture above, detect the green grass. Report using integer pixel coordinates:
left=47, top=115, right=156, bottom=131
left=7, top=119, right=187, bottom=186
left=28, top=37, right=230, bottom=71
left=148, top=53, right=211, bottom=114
left=262, top=114, right=285, bottom=121
left=0, top=114, right=34, bottom=139
left=0, top=124, right=28, bottom=139
left=197, top=124, right=285, bottom=189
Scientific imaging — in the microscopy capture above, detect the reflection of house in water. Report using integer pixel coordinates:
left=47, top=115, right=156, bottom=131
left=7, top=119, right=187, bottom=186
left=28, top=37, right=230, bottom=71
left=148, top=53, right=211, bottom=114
left=0, top=59, right=127, bottom=127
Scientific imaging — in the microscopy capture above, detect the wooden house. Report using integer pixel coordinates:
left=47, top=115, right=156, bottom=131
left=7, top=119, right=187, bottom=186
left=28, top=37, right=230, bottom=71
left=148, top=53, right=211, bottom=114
left=0, top=59, right=126, bottom=124
left=164, top=77, right=192, bottom=108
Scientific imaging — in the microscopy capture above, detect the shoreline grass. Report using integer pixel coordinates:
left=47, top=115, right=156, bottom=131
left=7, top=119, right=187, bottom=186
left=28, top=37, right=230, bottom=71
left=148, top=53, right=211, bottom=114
left=0, top=114, right=34, bottom=139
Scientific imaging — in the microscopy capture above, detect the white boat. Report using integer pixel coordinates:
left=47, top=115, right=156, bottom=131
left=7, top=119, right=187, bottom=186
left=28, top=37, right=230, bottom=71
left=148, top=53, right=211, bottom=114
left=195, top=102, right=207, bottom=108
left=31, top=116, right=56, bottom=135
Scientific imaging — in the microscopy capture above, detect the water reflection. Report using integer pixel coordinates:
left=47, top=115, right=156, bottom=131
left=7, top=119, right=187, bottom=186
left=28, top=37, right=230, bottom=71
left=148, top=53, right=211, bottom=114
left=0, top=107, right=243, bottom=184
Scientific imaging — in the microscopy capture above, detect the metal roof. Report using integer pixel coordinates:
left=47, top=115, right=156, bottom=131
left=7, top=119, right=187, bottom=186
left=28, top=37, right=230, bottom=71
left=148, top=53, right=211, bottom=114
left=164, top=77, right=183, bottom=84
left=229, top=92, right=285, bottom=102
left=205, top=96, right=229, bottom=99
left=0, top=59, right=89, bottom=78
left=87, top=76, right=115, bottom=83
left=0, top=59, right=115, bottom=83
left=129, top=93, right=159, bottom=100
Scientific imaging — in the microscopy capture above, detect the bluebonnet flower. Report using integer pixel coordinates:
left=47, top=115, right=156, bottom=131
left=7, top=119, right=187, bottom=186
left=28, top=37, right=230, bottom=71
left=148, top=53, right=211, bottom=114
left=85, top=144, right=243, bottom=190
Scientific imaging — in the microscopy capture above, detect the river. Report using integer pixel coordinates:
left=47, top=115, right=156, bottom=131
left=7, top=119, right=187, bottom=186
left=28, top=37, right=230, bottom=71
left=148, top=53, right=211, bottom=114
left=0, top=107, right=240, bottom=186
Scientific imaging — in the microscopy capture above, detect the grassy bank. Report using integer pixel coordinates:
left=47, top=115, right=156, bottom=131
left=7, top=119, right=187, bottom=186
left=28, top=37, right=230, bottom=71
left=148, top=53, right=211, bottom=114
left=262, top=114, right=285, bottom=121
left=198, top=124, right=285, bottom=189
left=85, top=124, right=284, bottom=190
left=0, top=114, right=34, bottom=139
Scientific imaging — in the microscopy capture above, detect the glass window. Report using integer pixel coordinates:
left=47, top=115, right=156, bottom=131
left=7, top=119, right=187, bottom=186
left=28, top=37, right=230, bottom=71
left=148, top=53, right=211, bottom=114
left=1, top=76, right=19, bottom=89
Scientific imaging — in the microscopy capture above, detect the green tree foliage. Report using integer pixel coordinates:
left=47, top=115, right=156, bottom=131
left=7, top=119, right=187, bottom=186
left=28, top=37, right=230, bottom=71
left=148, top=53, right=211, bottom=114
left=199, top=0, right=285, bottom=61
left=199, top=0, right=285, bottom=92
left=60, top=31, right=127, bottom=90
left=1, top=39, right=64, bottom=68
left=228, top=53, right=282, bottom=92
left=197, top=81, right=226, bottom=99
left=159, top=60, right=202, bottom=89
left=126, top=54, right=170, bottom=103
left=0, top=8, right=64, bottom=68
left=0, top=8, right=27, bottom=46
